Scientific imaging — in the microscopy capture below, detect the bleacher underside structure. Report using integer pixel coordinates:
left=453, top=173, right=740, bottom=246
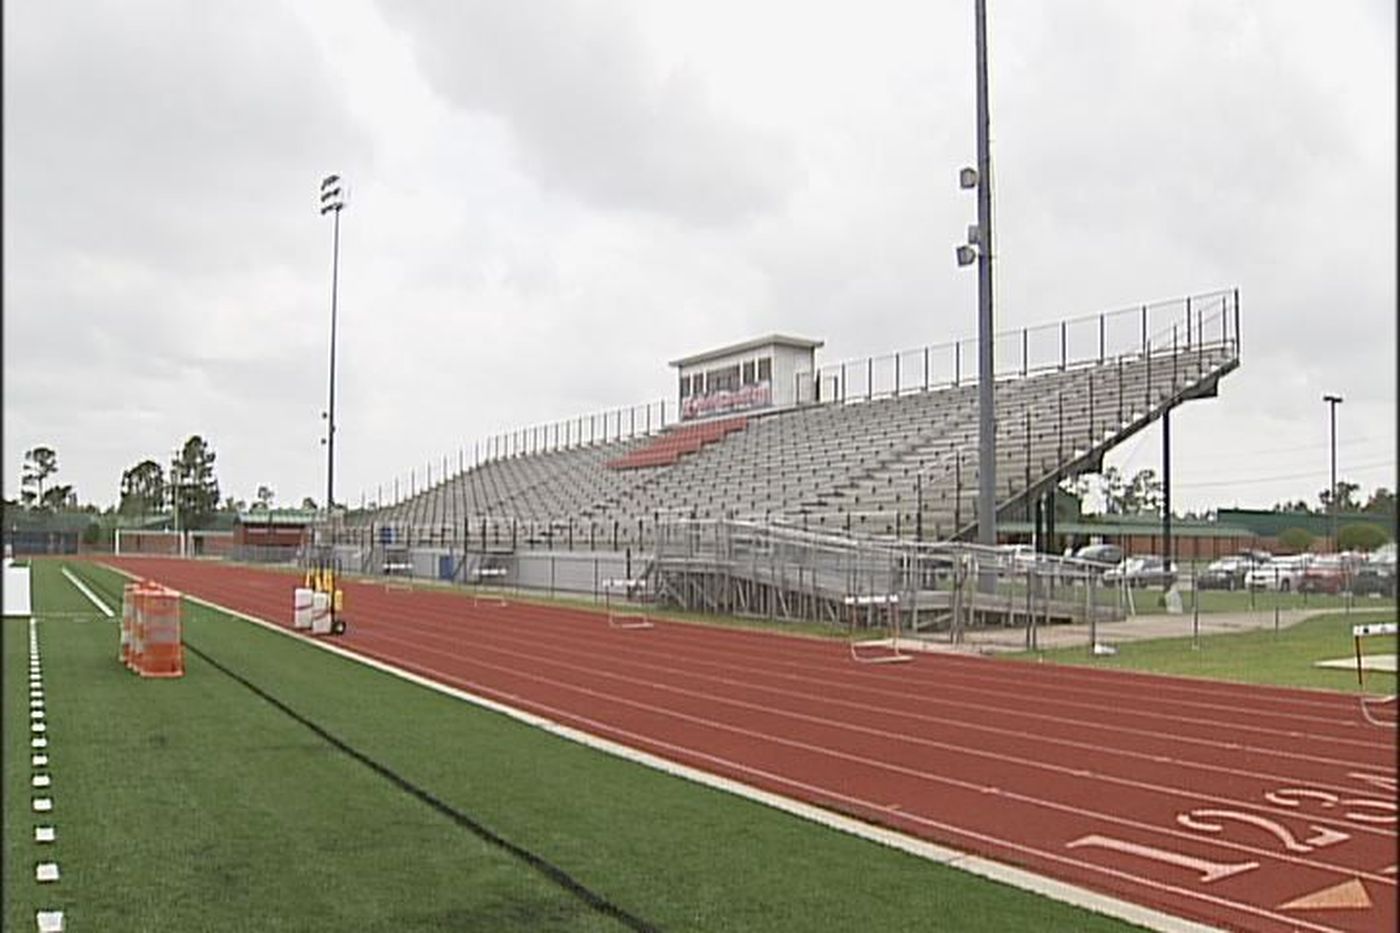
left=329, top=289, right=1240, bottom=628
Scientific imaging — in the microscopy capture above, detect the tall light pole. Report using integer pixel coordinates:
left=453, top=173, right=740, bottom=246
left=973, top=0, right=995, bottom=552
left=170, top=446, right=184, bottom=558
left=1323, top=394, right=1342, bottom=552
left=956, top=0, right=996, bottom=561
left=319, top=175, right=346, bottom=525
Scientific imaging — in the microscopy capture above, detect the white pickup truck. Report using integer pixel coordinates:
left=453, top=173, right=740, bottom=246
left=1244, top=555, right=1309, bottom=592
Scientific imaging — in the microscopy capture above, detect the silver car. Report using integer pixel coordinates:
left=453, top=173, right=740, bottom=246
left=1104, top=555, right=1178, bottom=589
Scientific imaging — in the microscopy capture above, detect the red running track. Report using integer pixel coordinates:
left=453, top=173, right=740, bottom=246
left=106, top=558, right=1397, bottom=932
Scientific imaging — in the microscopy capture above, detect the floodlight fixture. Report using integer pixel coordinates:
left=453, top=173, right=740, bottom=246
left=319, top=174, right=345, bottom=215
left=959, top=166, right=978, bottom=189
left=956, top=245, right=977, bottom=267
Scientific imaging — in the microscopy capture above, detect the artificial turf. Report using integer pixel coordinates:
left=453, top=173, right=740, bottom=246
left=4, top=558, right=1141, bottom=932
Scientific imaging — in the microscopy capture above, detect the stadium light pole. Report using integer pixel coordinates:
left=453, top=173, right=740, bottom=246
left=956, top=0, right=996, bottom=564
left=1323, top=394, right=1342, bottom=552
left=319, top=174, right=346, bottom=527
left=169, top=446, right=184, bottom=559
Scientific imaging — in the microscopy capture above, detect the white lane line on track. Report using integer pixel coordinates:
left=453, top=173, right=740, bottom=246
left=398, top=590, right=1396, bottom=755
left=328, top=602, right=1398, bottom=844
left=442, top=590, right=1383, bottom=720
left=343, top=621, right=1398, bottom=882
left=307, top=634, right=1355, bottom=933
left=61, top=566, right=113, bottom=617
left=357, top=596, right=1398, bottom=796
left=100, top=567, right=1226, bottom=933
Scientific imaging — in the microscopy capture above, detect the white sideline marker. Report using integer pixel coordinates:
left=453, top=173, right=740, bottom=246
left=31, top=722, right=47, bottom=734
left=33, top=797, right=53, bottom=813
left=35, top=826, right=55, bottom=843
left=32, top=755, right=48, bottom=768
left=36, top=910, right=65, bottom=932
left=32, top=775, right=52, bottom=789
left=62, top=566, right=114, bottom=617
left=32, top=737, right=48, bottom=749
left=35, top=863, right=59, bottom=883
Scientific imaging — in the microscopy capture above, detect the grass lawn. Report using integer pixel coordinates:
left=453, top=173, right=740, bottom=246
left=1009, top=608, right=1398, bottom=692
left=4, top=558, right=1142, bottom=932
left=1130, top=586, right=1384, bottom=615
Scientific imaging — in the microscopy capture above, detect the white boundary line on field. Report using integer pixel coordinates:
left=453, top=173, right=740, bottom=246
left=60, top=567, right=114, bottom=618
left=95, top=563, right=1217, bottom=933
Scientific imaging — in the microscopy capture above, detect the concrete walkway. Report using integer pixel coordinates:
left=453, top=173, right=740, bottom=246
left=905, top=608, right=1326, bottom=654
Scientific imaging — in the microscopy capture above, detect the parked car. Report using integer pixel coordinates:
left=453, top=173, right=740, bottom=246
left=1104, top=555, right=1177, bottom=589
left=1197, top=556, right=1251, bottom=591
left=1351, top=562, right=1397, bottom=597
left=1074, top=543, right=1124, bottom=567
left=1300, top=556, right=1349, bottom=595
left=1245, top=555, right=1309, bottom=592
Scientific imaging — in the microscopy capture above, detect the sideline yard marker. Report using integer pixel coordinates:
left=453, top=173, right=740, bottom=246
left=36, top=910, right=64, bottom=932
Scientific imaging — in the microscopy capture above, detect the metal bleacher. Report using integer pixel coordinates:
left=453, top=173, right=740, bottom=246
left=357, top=289, right=1240, bottom=551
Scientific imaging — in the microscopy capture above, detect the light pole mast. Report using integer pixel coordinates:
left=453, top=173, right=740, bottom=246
left=1323, top=394, right=1342, bottom=551
left=958, top=2, right=997, bottom=551
left=320, top=175, right=346, bottom=524
left=974, top=0, right=995, bottom=550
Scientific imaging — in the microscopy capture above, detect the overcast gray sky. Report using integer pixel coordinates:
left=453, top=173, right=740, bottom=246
left=4, top=1, right=1395, bottom=515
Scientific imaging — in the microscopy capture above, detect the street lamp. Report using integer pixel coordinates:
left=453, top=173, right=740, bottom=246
left=1323, top=394, right=1343, bottom=552
left=319, top=174, right=346, bottom=525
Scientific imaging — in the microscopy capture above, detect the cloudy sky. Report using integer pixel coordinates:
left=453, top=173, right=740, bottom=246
left=4, top=0, right=1395, bottom=515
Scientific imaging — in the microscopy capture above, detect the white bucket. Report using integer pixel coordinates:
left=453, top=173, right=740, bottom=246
left=310, top=591, right=332, bottom=635
left=293, top=588, right=314, bottom=630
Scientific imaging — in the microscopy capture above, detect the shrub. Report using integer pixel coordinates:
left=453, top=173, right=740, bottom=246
left=1338, top=522, right=1392, bottom=552
left=1278, top=527, right=1314, bottom=554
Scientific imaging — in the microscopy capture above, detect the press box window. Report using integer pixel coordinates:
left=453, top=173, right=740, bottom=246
left=757, top=357, right=772, bottom=382
left=742, top=360, right=756, bottom=385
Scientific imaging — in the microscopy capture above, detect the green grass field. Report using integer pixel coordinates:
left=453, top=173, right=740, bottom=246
left=1130, top=586, right=1388, bottom=616
left=4, top=559, right=1141, bottom=932
left=1011, top=608, right=1397, bottom=692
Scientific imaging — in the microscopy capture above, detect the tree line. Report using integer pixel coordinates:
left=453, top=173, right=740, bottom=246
left=11, top=438, right=319, bottom=531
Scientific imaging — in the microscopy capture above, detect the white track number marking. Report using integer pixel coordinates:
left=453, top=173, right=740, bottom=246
left=1175, top=810, right=1349, bottom=853
left=1339, top=798, right=1396, bottom=825
left=1348, top=773, right=1397, bottom=795
left=1266, top=787, right=1396, bottom=826
left=1066, top=834, right=1259, bottom=883
left=1266, top=788, right=1338, bottom=809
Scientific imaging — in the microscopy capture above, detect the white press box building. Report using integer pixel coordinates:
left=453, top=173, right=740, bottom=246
left=670, top=334, right=824, bottom=421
